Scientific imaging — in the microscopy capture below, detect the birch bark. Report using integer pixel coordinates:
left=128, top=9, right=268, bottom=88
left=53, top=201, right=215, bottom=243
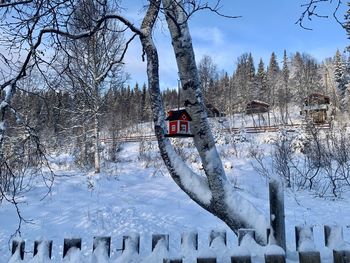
left=160, top=0, right=269, bottom=243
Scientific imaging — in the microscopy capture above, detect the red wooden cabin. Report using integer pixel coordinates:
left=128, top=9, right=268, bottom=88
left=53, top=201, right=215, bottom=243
left=165, top=108, right=193, bottom=137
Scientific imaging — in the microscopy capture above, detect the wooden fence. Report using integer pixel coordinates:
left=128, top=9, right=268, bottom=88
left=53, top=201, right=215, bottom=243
left=100, top=134, right=156, bottom=143
left=100, top=123, right=331, bottom=144
left=7, top=225, right=350, bottom=263
left=226, top=123, right=331, bottom=134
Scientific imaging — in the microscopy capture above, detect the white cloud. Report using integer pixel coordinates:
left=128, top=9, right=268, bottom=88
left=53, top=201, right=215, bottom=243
left=191, top=26, right=225, bottom=47
left=123, top=30, right=179, bottom=89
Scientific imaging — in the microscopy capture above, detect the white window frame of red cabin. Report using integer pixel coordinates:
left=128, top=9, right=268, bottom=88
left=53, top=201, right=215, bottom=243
left=180, top=122, right=187, bottom=133
left=171, top=123, right=177, bottom=132
left=178, top=120, right=190, bottom=134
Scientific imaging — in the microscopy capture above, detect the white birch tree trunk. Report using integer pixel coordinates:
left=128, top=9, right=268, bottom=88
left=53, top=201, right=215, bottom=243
left=159, top=0, right=269, bottom=243
left=94, top=111, right=100, bottom=173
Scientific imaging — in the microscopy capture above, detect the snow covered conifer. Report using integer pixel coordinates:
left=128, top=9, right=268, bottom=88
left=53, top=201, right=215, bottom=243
left=267, top=52, right=280, bottom=106
left=256, top=58, right=268, bottom=102
left=345, top=2, right=350, bottom=52
left=279, top=50, right=290, bottom=123
left=333, top=49, right=349, bottom=111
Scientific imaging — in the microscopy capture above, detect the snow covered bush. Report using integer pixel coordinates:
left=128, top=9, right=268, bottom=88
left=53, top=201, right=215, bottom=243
left=306, top=125, right=350, bottom=197
left=71, top=133, right=95, bottom=169
left=250, top=122, right=350, bottom=198
left=249, top=143, right=272, bottom=179
left=138, top=140, right=163, bottom=168
left=272, top=129, right=302, bottom=188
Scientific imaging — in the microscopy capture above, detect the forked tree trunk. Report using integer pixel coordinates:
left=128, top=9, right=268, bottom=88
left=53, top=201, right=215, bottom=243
left=160, top=0, right=269, bottom=243
left=139, top=0, right=269, bottom=244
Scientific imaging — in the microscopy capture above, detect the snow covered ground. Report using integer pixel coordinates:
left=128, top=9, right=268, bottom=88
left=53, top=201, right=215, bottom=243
left=2, top=130, right=350, bottom=262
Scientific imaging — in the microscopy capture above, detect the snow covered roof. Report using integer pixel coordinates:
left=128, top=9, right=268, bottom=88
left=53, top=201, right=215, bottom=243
left=247, top=100, right=270, bottom=107
left=166, top=108, right=192, bottom=121
left=304, top=93, right=330, bottom=105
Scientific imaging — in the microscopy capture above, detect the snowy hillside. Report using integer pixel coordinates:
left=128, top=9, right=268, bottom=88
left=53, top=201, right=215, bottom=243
left=2, top=128, right=350, bottom=262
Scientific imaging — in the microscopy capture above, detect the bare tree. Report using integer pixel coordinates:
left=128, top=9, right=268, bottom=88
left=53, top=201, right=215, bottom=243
left=198, top=55, right=219, bottom=105
left=0, top=0, right=269, bottom=243
left=0, top=0, right=135, bottom=235
left=58, top=0, right=127, bottom=173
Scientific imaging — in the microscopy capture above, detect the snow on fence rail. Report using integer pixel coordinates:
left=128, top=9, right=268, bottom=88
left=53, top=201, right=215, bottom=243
left=100, top=134, right=157, bottom=143
left=7, top=225, right=350, bottom=263
left=226, top=123, right=331, bottom=134
left=100, top=123, right=331, bottom=144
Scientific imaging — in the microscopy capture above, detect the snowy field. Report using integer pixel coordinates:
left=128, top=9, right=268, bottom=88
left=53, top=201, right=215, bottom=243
left=2, top=131, right=350, bottom=262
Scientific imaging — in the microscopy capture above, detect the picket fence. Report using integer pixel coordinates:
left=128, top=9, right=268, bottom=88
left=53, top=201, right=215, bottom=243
left=6, top=182, right=347, bottom=262
left=7, top=225, right=350, bottom=263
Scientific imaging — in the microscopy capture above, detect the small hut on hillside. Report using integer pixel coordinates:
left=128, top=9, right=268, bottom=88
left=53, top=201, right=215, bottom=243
left=245, top=100, right=270, bottom=126
left=302, top=93, right=330, bottom=123
left=246, top=100, right=270, bottom=114
left=206, top=104, right=226, bottom=118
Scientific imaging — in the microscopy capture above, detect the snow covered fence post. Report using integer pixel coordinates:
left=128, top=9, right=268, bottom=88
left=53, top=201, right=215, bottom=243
left=93, top=236, right=111, bottom=257
left=234, top=229, right=255, bottom=263
left=197, top=257, right=217, bottom=263
left=181, top=232, right=198, bottom=250
left=269, top=179, right=286, bottom=251
left=152, top=234, right=169, bottom=251
left=333, top=250, right=350, bottom=263
left=264, top=230, right=286, bottom=263
left=122, top=234, right=140, bottom=253
left=324, top=225, right=350, bottom=263
left=231, top=255, right=252, bottom=263
left=11, top=240, right=25, bottom=260
left=63, top=238, right=81, bottom=258
left=264, top=252, right=286, bottom=263
left=209, top=230, right=227, bottom=246
left=163, top=259, right=183, bottom=263
left=324, top=225, right=343, bottom=248
left=238, top=229, right=256, bottom=246
left=295, top=226, right=320, bottom=263
left=34, top=240, right=53, bottom=259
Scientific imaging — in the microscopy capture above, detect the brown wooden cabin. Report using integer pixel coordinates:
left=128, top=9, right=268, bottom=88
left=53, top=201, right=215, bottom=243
left=246, top=100, right=270, bottom=114
left=302, top=93, right=330, bottom=123
left=206, top=104, right=226, bottom=117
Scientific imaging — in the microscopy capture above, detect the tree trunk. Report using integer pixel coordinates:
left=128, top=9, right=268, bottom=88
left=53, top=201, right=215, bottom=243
left=137, top=0, right=268, bottom=244
left=161, top=0, right=269, bottom=243
left=94, top=111, right=100, bottom=173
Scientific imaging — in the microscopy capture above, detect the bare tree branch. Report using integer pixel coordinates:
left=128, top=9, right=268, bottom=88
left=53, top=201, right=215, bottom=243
left=296, top=0, right=344, bottom=30
left=0, top=0, right=34, bottom=8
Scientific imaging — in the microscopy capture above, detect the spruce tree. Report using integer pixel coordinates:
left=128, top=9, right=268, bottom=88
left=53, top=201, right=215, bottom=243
left=247, top=53, right=256, bottom=101
left=256, top=58, right=268, bottom=102
left=290, top=52, right=304, bottom=104
left=267, top=52, right=280, bottom=106
left=334, top=49, right=348, bottom=111
left=280, top=50, right=290, bottom=123
left=345, top=2, right=350, bottom=52
left=233, top=53, right=256, bottom=110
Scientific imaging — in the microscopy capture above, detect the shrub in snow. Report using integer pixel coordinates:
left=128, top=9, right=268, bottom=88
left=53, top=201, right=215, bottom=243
left=139, top=140, right=162, bottom=168
left=249, top=124, right=350, bottom=197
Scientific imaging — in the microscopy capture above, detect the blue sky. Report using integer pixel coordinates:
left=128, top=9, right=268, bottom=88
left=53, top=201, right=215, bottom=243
left=122, top=0, right=349, bottom=89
